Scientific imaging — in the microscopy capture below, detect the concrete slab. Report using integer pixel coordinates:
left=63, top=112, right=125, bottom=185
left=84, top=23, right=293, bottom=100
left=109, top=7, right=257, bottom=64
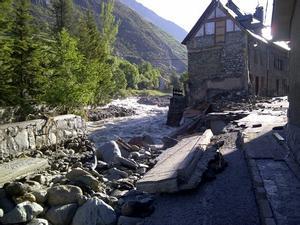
left=0, top=158, right=49, bottom=187
left=137, top=130, right=213, bottom=193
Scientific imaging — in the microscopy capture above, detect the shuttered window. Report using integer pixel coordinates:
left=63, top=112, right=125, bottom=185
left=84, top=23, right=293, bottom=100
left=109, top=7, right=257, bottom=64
left=215, top=20, right=225, bottom=43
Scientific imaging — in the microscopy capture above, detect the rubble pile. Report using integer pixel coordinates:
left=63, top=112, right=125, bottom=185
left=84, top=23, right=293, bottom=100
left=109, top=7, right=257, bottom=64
left=209, top=91, right=258, bottom=112
left=88, top=105, right=136, bottom=122
left=137, top=96, right=170, bottom=107
left=0, top=134, right=161, bottom=225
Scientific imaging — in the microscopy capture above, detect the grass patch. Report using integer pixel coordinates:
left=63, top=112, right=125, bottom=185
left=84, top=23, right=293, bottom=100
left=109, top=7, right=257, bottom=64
left=118, top=89, right=171, bottom=98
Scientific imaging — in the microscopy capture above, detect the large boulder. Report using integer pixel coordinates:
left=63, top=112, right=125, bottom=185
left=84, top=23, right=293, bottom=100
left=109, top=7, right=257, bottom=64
left=72, top=197, right=117, bottom=225
left=45, top=203, right=78, bottom=225
left=66, top=168, right=102, bottom=192
left=47, top=185, right=83, bottom=206
left=0, top=201, right=43, bottom=224
left=96, top=141, right=122, bottom=164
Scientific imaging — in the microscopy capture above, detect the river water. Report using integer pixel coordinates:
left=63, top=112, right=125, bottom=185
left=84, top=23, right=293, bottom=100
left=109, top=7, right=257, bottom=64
left=87, top=97, right=176, bottom=148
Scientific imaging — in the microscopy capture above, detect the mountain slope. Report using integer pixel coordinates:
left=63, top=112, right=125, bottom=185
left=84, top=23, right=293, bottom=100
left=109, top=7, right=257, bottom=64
left=32, top=0, right=187, bottom=74
left=119, top=0, right=188, bottom=42
left=114, top=0, right=187, bottom=73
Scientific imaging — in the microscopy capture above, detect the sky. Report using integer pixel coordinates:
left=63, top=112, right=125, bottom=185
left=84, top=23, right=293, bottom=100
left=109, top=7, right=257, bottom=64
left=136, top=0, right=273, bottom=33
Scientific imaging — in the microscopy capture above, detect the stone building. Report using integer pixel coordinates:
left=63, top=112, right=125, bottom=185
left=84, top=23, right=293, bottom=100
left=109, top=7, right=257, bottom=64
left=182, top=0, right=290, bottom=105
left=272, top=0, right=300, bottom=164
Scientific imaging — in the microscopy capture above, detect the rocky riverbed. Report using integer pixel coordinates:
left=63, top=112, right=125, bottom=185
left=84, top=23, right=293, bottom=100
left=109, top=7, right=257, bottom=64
left=0, top=96, right=177, bottom=225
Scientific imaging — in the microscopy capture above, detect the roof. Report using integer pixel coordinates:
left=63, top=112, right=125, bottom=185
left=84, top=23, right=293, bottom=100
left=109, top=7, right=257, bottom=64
left=181, top=0, right=289, bottom=52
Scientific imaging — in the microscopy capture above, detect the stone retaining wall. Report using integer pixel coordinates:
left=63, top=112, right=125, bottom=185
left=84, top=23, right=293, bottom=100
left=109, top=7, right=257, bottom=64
left=0, top=115, right=86, bottom=159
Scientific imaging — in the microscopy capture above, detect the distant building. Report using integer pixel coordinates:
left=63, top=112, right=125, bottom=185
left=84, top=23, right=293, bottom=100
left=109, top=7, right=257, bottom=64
left=182, top=0, right=290, bottom=105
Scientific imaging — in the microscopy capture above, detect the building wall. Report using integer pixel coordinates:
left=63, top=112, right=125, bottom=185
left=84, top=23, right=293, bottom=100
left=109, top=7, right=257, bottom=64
left=186, top=31, right=249, bottom=104
left=248, top=38, right=289, bottom=97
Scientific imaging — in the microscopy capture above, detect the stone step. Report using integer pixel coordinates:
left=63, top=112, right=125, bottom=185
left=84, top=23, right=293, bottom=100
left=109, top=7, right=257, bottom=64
left=0, top=157, right=49, bottom=187
left=136, top=130, right=213, bottom=193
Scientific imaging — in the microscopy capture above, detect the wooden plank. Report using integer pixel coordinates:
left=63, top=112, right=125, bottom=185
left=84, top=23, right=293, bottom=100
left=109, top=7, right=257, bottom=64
left=0, top=158, right=49, bottom=187
left=137, top=130, right=213, bottom=193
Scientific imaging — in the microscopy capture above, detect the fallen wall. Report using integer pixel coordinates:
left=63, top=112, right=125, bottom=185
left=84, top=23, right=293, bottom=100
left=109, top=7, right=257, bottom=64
left=0, top=115, right=86, bottom=159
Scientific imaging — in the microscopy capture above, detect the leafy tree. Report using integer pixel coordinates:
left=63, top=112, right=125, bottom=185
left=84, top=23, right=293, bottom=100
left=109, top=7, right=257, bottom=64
left=99, top=0, right=119, bottom=56
left=119, top=60, right=140, bottom=89
left=170, top=72, right=182, bottom=89
left=138, top=62, right=160, bottom=89
left=50, top=0, right=74, bottom=34
left=41, top=29, right=99, bottom=108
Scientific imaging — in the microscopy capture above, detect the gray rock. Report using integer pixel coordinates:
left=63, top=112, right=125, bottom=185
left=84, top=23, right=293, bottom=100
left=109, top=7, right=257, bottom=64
left=46, top=203, right=78, bottom=225
left=0, top=208, right=3, bottom=218
left=121, top=198, right=154, bottom=218
left=210, top=120, right=227, bottom=135
left=107, top=168, right=128, bottom=180
left=118, top=216, right=143, bottom=225
left=0, top=201, right=43, bottom=224
left=96, top=141, right=122, bottom=164
left=47, top=185, right=83, bottom=206
left=32, top=190, right=47, bottom=204
left=117, top=156, right=138, bottom=170
left=66, top=168, right=102, bottom=192
left=0, top=189, right=15, bottom=213
left=27, top=218, right=49, bottom=225
left=72, top=197, right=117, bottom=225
left=4, top=182, right=27, bottom=197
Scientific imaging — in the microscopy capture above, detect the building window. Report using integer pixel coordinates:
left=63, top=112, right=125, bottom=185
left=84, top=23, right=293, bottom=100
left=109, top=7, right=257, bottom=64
left=226, top=19, right=234, bottom=32
left=235, top=24, right=241, bottom=31
left=205, top=22, right=215, bottom=35
left=216, top=7, right=226, bottom=17
left=216, top=20, right=225, bottom=43
left=196, top=25, right=204, bottom=37
left=274, top=57, right=284, bottom=71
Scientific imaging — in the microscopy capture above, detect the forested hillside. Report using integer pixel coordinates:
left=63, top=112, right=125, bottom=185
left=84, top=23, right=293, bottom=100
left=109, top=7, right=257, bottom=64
left=0, top=0, right=168, bottom=117
left=69, top=0, right=187, bottom=74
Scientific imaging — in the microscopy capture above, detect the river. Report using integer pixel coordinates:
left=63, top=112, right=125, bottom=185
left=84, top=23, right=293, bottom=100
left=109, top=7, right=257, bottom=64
left=87, top=97, right=176, bottom=148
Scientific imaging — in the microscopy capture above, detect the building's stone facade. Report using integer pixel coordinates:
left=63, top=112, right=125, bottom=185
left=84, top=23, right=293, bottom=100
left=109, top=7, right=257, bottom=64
left=248, top=38, right=289, bottom=97
left=0, top=115, right=86, bottom=159
left=186, top=31, right=249, bottom=104
left=182, top=0, right=289, bottom=105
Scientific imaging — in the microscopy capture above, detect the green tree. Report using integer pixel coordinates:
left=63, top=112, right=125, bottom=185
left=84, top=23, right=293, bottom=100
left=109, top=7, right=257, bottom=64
left=77, top=9, right=105, bottom=60
left=119, top=60, right=140, bottom=89
left=10, top=0, right=44, bottom=103
left=41, top=29, right=99, bottom=108
left=100, top=0, right=119, bottom=56
left=138, top=62, right=160, bottom=89
left=0, top=0, right=14, bottom=105
left=50, top=0, right=74, bottom=34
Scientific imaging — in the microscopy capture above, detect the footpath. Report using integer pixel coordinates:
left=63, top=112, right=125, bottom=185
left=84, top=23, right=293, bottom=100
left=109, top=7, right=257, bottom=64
left=241, top=99, right=300, bottom=225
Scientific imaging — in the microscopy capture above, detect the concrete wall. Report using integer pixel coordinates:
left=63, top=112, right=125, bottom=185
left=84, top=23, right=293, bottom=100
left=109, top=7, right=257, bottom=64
left=0, top=115, right=86, bottom=159
left=186, top=31, right=248, bottom=104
